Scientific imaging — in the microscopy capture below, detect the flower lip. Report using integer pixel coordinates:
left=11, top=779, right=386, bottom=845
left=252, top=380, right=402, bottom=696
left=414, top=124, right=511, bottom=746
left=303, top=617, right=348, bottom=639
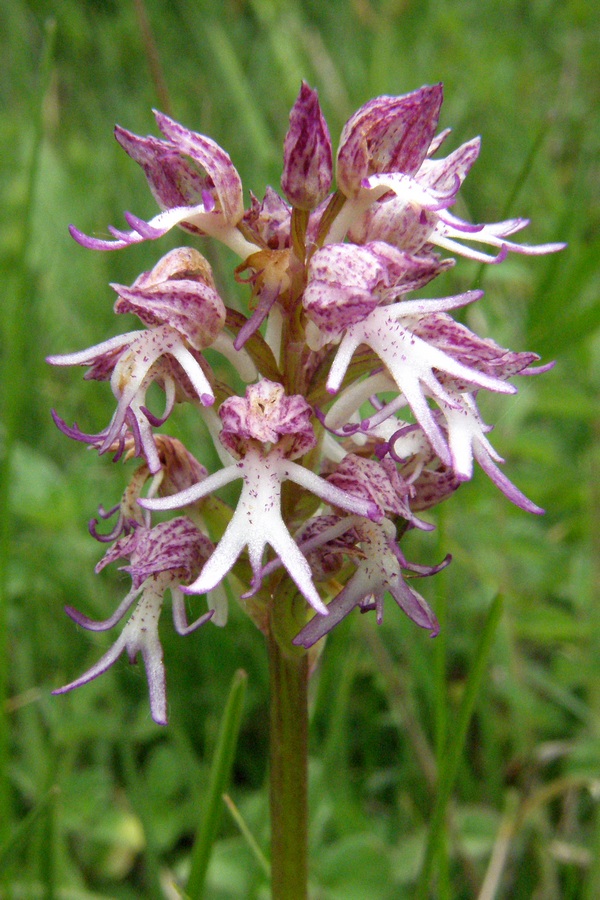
left=292, top=519, right=441, bottom=648
left=53, top=519, right=216, bottom=726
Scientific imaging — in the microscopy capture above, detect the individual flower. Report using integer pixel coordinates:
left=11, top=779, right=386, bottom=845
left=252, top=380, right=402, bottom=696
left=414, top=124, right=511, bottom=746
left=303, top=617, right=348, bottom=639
left=303, top=240, right=451, bottom=345
left=293, top=518, right=443, bottom=648
left=140, top=381, right=383, bottom=613
left=281, top=81, right=333, bottom=210
left=69, top=111, right=258, bottom=259
left=350, top=186, right=566, bottom=263
left=319, top=289, right=518, bottom=466
left=48, top=248, right=243, bottom=473
left=53, top=518, right=215, bottom=725
left=328, top=361, right=542, bottom=512
left=328, top=84, right=565, bottom=261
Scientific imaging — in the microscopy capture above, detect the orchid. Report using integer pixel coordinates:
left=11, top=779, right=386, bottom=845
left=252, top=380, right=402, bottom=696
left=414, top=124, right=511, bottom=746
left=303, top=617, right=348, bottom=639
left=51, top=80, right=562, bottom=731
left=69, top=112, right=258, bottom=259
left=49, top=79, right=564, bottom=898
left=53, top=518, right=215, bottom=725
left=331, top=84, right=565, bottom=262
left=140, top=381, right=382, bottom=615
left=48, top=248, right=256, bottom=472
left=293, top=518, right=444, bottom=648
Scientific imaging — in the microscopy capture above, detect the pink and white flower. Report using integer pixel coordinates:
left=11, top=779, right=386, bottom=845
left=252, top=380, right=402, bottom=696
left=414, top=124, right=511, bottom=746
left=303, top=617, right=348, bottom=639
left=47, top=248, right=253, bottom=472
left=53, top=518, right=215, bottom=725
left=69, top=111, right=258, bottom=259
left=140, top=381, right=382, bottom=613
left=293, top=518, right=444, bottom=648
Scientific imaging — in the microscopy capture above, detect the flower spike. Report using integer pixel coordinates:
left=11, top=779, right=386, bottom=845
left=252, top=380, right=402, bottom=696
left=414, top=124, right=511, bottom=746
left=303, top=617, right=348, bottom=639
left=51, top=81, right=563, bottom=721
left=53, top=519, right=215, bottom=725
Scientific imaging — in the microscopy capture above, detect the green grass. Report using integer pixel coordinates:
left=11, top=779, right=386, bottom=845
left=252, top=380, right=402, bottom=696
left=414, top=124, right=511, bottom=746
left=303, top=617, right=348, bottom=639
left=1, top=0, right=599, bottom=896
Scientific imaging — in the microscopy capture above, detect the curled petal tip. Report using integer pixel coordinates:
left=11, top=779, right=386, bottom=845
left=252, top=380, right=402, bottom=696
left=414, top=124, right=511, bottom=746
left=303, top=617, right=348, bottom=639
left=491, top=245, right=509, bottom=264
left=152, top=712, right=168, bottom=726
left=521, top=359, right=556, bottom=376
left=123, top=211, right=164, bottom=238
left=69, top=224, right=98, bottom=248
left=69, top=223, right=128, bottom=251
left=64, top=605, right=85, bottom=625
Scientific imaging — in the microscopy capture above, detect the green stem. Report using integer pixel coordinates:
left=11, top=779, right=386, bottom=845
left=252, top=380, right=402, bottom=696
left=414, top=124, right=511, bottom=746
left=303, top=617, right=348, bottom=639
left=268, top=629, right=309, bottom=900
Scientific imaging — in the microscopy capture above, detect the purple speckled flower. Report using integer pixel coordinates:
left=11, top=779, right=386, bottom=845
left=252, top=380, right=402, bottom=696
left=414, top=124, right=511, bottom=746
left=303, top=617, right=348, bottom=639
left=53, top=518, right=215, bottom=725
left=293, top=518, right=443, bottom=648
left=47, top=257, right=220, bottom=471
left=328, top=84, right=565, bottom=262
left=47, top=248, right=255, bottom=473
left=50, top=81, right=564, bottom=720
left=140, top=381, right=382, bottom=613
left=69, top=112, right=258, bottom=259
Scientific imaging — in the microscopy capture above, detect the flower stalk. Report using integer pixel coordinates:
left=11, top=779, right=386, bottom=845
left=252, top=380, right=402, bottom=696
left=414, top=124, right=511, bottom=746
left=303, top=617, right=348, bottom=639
left=268, top=628, right=309, bottom=900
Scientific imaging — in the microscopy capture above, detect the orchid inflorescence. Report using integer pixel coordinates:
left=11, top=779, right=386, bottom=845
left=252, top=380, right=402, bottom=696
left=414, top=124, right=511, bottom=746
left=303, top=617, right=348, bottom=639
left=49, top=82, right=563, bottom=724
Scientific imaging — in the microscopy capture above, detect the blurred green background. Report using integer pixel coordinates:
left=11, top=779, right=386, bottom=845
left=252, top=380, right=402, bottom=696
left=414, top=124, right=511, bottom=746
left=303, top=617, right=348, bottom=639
left=1, top=0, right=598, bottom=896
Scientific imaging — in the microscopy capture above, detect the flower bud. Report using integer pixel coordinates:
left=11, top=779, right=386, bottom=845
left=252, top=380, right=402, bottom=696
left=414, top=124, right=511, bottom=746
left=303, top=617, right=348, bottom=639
left=281, top=82, right=333, bottom=210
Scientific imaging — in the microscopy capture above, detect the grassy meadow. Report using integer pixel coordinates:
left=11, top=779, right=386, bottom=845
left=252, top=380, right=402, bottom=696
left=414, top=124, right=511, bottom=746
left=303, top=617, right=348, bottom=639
left=1, top=0, right=599, bottom=896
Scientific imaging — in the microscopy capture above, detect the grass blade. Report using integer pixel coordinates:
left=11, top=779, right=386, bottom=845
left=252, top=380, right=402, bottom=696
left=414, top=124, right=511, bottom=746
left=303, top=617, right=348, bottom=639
left=416, top=594, right=504, bottom=899
left=0, top=15, right=56, bottom=851
left=185, top=668, right=248, bottom=899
